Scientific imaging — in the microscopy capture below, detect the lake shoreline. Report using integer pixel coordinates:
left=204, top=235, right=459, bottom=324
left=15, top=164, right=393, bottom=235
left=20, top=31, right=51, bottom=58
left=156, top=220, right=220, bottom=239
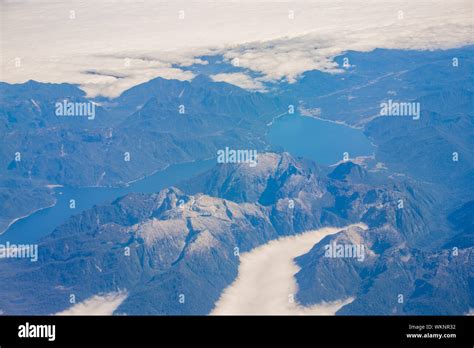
left=0, top=200, right=57, bottom=236
left=0, top=158, right=216, bottom=243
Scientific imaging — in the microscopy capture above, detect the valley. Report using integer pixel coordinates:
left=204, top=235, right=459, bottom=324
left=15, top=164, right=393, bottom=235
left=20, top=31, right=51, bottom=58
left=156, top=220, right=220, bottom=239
left=211, top=224, right=365, bottom=315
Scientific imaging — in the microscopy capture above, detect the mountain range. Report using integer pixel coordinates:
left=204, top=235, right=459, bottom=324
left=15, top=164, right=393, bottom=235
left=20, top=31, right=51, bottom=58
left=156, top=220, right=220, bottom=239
left=0, top=45, right=472, bottom=315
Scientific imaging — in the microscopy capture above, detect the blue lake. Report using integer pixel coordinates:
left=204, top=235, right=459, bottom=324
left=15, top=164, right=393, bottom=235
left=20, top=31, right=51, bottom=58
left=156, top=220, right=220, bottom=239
left=268, top=115, right=375, bottom=165
left=0, top=159, right=215, bottom=244
left=2, top=116, right=374, bottom=244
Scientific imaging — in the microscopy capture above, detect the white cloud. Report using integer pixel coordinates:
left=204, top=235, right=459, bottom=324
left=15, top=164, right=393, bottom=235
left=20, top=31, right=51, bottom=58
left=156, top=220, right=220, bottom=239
left=211, top=223, right=367, bottom=315
left=56, top=290, right=128, bottom=315
left=1, top=0, right=472, bottom=97
left=211, top=72, right=266, bottom=91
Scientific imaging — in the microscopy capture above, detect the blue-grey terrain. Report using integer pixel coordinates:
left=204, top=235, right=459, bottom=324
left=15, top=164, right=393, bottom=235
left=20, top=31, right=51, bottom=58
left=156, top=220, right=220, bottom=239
left=0, top=46, right=472, bottom=315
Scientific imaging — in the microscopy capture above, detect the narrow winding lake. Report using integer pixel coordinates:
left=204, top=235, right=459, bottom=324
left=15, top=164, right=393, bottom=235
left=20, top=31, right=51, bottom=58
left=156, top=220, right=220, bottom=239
left=0, top=159, right=215, bottom=244
left=2, top=117, right=375, bottom=244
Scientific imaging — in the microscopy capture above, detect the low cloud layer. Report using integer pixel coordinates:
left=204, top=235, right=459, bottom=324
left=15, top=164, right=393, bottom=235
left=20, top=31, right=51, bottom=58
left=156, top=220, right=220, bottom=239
left=211, top=224, right=366, bottom=315
left=56, top=291, right=128, bottom=315
left=2, top=0, right=473, bottom=97
left=210, top=72, right=266, bottom=91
